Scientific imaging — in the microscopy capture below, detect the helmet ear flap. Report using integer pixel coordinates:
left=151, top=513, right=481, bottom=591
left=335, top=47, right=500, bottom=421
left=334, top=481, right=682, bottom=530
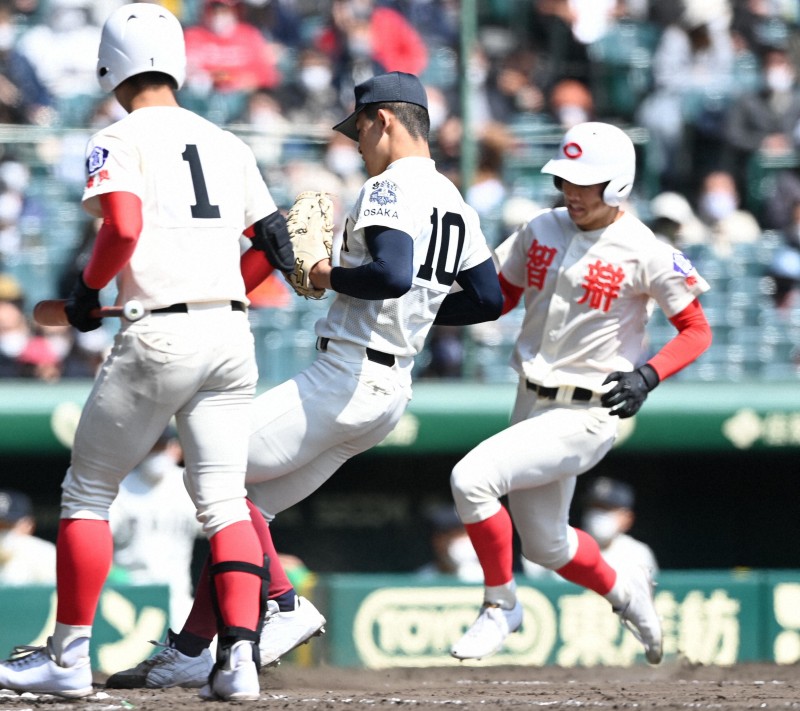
left=603, top=175, right=633, bottom=207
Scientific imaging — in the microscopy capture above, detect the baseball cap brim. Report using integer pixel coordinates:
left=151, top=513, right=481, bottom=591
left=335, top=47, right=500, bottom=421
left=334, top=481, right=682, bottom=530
left=332, top=109, right=362, bottom=142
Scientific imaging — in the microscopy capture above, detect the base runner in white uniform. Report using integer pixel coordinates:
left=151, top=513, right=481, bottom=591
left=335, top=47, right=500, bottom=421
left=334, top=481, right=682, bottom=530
left=106, top=71, right=504, bottom=689
left=0, top=4, right=296, bottom=702
left=448, top=122, right=713, bottom=664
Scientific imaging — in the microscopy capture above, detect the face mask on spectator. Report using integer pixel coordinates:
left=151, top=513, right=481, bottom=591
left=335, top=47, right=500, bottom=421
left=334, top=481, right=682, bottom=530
left=582, top=509, right=620, bottom=548
left=209, top=10, right=237, bottom=37
left=325, top=145, right=362, bottom=177
left=700, top=191, right=737, bottom=222
left=766, top=66, right=794, bottom=92
left=0, top=331, right=27, bottom=358
left=301, top=65, right=332, bottom=94
left=0, top=24, right=14, bottom=51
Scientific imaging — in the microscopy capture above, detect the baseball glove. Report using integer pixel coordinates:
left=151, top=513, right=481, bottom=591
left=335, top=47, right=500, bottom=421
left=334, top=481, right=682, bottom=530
left=285, top=191, right=334, bottom=299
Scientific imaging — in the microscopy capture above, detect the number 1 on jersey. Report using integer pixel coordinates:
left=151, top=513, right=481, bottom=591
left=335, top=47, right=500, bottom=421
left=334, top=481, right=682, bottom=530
left=182, top=144, right=221, bottom=219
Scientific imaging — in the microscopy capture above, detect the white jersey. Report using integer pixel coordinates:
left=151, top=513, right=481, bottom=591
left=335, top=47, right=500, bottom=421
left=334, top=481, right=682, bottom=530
left=500, top=208, right=709, bottom=390
left=317, top=157, right=492, bottom=357
left=0, top=530, right=56, bottom=586
left=81, top=106, right=277, bottom=309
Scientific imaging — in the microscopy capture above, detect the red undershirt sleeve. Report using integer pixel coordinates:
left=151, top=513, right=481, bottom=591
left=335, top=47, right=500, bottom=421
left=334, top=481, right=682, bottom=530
left=646, top=298, right=713, bottom=381
left=499, top=272, right=524, bottom=315
left=83, top=192, right=143, bottom=289
left=240, top=247, right=275, bottom=295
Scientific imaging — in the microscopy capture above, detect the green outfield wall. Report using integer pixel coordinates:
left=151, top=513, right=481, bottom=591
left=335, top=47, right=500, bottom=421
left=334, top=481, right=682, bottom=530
left=3, top=571, right=800, bottom=670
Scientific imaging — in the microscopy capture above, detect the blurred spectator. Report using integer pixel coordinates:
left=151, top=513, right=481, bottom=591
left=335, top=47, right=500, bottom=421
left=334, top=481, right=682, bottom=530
left=239, top=0, right=305, bottom=51
left=0, top=488, right=56, bottom=585
left=696, top=169, right=762, bottom=256
left=0, top=296, right=31, bottom=377
left=724, top=44, right=800, bottom=201
left=766, top=198, right=800, bottom=311
left=184, top=0, right=281, bottom=95
left=0, top=157, right=45, bottom=259
left=15, top=0, right=102, bottom=100
left=419, top=326, right=464, bottom=379
left=0, top=0, right=53, bottom=125
left=521, top=476, right=659, bottom=578
left=315, top=0, right=428, bottom=103
left=322, top=130, right=366, bottom=203
left=416, top=503, right=482, bottom=581
left=486, top=47, right=546, bottom=124
left=109, top=428, right=203, bottom=629
left=465, top=123, right=512, bottom=227
left=635, top=0, right=745, bottom=192
left=648, top=190, right=709, bottom=248
left=526, top=0, right=593, bottom=86
left=231, top=88, right=292, bottom=167
left=761, top=160, right=800, bottom=231
left=578, top=477, right=659, bottom=575
left=547, top=77, right=594, bottom=129
left=274, top=45, right=345, bottom=130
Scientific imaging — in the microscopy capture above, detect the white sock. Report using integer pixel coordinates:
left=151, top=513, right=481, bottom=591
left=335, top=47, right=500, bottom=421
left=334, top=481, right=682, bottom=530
left=484, top=579, right=517, bottom=609
left=51, top=623, right=91, bottom=667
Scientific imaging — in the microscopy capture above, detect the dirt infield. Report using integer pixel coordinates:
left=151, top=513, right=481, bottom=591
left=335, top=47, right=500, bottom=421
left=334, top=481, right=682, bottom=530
left=1, top=661, right=799, bottom=709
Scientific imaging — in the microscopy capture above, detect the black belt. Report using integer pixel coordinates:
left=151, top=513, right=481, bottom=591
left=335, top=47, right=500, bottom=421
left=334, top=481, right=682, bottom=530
left=526, top=381, right=594, bottom=402
left=317, top=337, right=395, bottom=367
left=151, top=301, right=246, bottom=314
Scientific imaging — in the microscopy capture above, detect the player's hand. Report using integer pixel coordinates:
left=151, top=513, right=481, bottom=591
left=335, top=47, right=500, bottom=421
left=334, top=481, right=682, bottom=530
left=600, top=364, right=660, bottom=419
left=65, top=273, right=102, bottom=332
left=251, top=210, right=295, bottom=274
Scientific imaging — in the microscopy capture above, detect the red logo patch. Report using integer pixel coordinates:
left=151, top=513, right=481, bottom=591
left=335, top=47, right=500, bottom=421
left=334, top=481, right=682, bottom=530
left=563, top=142, right=582, bottom=159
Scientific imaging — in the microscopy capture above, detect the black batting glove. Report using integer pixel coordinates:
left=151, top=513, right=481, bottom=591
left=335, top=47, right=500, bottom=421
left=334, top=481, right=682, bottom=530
left=600, top=364, right=660, bottom=419
left=251, top=210, right=295, bottom=274
left=65, top=272, right=102, bottom=332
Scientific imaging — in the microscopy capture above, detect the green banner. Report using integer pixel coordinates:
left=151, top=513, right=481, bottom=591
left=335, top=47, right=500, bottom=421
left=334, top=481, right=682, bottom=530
left=315, top=570, right=791, bottom=668
left=1, top=380, right=799, bottom=455
left=0, top=584, right=169, bottom=674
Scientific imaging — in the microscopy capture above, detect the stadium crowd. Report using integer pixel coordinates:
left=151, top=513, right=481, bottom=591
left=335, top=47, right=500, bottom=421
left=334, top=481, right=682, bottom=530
left=1, top=0, right=799, bottom=383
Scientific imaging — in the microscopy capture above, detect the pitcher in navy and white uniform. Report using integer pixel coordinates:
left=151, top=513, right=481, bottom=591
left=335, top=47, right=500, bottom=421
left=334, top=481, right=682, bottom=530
left=448, top=122, right=712, bottom=665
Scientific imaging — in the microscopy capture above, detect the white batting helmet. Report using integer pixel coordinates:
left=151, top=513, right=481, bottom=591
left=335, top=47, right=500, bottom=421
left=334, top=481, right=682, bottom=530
left=541, top=122, right=636, bottom=207
left=97, top=3, right=186, bottom=93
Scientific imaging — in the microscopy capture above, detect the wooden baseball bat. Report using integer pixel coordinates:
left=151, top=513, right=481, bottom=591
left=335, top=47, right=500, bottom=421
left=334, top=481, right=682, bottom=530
left=33, top=299, right=146, bottom=327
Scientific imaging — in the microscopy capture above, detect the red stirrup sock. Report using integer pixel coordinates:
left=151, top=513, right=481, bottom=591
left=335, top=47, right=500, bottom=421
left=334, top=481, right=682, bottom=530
left=246, top=498, right=293, bottom=599
left=209, top=520, right=264, bottom=630
left=180, top=559, right=218, bottom=642
left=555, top=528, right=617, bottom=595
left=56, top=519, right=113, bottom=625
left=464, top=507, right=515, bottom=587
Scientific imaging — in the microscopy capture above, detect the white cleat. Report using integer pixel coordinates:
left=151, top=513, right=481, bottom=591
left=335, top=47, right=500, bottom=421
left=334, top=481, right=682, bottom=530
left=259, top=595, right=326, bottom=667
left=0, top=638, right=93, bottom=698
left=200, top=640, right=260, bottom=701
left=104, top=629, right=213, bottom=689
left=614, top=565, right=663, bottom=664
left=450, top=601, right=523, bottom=660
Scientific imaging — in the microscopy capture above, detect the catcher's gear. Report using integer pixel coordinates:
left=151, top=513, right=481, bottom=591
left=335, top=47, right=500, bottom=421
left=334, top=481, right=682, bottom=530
left=285, top=191, right=334, bottom=299
left=601, top=364, right=660, bottom=419
left=251, top=210, right=294, bottom=273
left=65, top=272, right=102, bottom=333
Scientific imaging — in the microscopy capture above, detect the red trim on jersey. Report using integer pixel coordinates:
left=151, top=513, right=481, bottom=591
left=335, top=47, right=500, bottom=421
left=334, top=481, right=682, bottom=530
left=83, top=192, right=143, bottom=289
left=241, top=247, right=275, bottom=294
left=647, top=298, right=712, bottom=381
left=499, top=272, right=524, bottom=315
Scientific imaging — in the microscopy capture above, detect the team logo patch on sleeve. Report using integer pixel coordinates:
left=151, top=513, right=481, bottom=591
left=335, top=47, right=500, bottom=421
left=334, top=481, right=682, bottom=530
left=86, top=147, right=109, bottom=176
left=673, top=251, right=694, bottom=276
left=369, top=180, right=398, bottom=206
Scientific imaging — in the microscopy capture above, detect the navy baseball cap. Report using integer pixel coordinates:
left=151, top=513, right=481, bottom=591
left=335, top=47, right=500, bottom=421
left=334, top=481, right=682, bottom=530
left=333, top=71, right=428, bottom=141
left=0, top=489, right=32, bottom=523
left=584, top=477, right=634, bottom=510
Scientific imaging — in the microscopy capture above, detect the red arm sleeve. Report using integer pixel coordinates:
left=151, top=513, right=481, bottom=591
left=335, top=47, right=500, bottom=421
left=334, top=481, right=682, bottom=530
left=83, top=192, right=143, bottom=289
left=241, top=247, right=275, bottom=295
left=499, top=272, right=524, bottom=315
left=646, top=299, right=713, bottom=381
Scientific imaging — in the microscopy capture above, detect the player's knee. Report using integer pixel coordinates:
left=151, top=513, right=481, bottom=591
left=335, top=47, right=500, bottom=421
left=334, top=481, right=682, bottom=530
left=197, top=498, right=252, bottom=537
left=451, top=458, right=503, bottom=524
left=519, top=531, right=571, bottom=570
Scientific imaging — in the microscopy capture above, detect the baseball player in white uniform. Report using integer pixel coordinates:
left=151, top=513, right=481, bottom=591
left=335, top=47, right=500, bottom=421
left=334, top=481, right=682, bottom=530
left=0, top=4, right=295, bottom=702
left=106, top=70, right=504, bottom=689
left=448, top=122, right=712, bottom=664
